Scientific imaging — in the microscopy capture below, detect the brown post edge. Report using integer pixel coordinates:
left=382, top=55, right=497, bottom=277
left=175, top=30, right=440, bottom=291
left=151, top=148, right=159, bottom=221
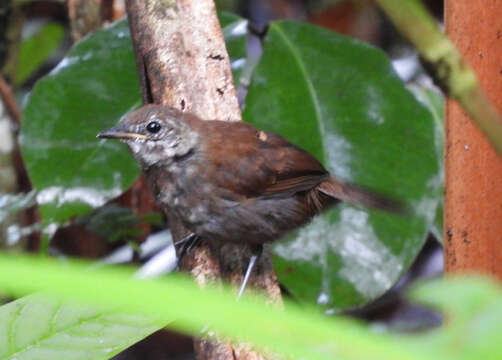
left=125, top=1, right=282, bottom=359
left=445, top=1, right=502, bottom=280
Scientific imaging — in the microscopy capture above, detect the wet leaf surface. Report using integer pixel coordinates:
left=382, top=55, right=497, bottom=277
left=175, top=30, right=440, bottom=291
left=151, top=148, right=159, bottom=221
left=21, top=19, right=141, bottom=226
left=408, top=85, right=444, bottom=244
left=243, top=21, right=442, bottom=309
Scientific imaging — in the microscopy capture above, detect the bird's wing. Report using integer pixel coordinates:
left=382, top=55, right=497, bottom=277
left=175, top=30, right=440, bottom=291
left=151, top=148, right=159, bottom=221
left=201, top=120, right=328, bottom=200
left=189, top=117, right=405, bottom=215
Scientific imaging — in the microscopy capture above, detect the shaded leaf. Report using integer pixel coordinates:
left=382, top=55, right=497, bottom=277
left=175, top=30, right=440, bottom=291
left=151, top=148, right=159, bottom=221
left=243, top=21, right=442, bottom=308
left=76, top=204, right=162, bottom=243
left=21, top=19, right=141, bottom=226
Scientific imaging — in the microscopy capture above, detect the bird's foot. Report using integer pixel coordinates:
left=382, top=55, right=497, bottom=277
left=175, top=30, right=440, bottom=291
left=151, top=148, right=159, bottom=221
left=237, top=244, right=263, bottom=299
left=175, top=233, right=201, bottom=265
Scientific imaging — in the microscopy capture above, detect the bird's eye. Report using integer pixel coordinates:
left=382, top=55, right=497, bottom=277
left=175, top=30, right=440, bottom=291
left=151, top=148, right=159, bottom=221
left=146, top=121, right=162, bottom=134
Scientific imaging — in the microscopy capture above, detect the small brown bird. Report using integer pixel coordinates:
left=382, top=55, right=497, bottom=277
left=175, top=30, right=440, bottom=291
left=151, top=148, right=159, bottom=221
left=98, top=104, right=402, bottom=296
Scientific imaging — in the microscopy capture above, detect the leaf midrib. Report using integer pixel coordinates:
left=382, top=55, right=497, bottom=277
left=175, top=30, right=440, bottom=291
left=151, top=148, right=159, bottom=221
left=272, top=22, right=327, bottom=165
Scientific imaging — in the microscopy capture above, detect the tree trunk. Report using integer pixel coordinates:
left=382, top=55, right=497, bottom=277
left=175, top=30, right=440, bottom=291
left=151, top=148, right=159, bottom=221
left=125, top=1, right=282, bottom=358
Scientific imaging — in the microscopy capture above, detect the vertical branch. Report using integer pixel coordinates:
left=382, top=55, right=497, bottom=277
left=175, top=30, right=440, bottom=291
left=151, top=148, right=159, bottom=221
left=444, top=1, right=502, bottom=280
left=125, top=1, right=281, bottom=359
left=126, top=0, right=240, bottom=120
left=375, top=0, right=502, bottom=156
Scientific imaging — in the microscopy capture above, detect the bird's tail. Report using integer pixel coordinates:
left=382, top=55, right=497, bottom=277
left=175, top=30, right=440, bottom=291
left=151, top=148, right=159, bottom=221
left=317, top=177, right=407, bottom=215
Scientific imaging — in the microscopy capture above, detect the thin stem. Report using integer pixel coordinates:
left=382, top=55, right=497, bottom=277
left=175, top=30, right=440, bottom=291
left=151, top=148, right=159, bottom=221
left=375, top=0, right=502, bottom=156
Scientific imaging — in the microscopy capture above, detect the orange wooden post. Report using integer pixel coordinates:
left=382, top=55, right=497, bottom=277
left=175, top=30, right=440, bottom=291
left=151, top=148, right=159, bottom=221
left=445, top=1, right=502, bottom=279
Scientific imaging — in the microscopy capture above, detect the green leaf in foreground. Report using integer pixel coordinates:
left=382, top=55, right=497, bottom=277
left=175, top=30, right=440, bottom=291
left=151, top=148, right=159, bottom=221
left=408, top=277, right=502, bottom=360
left=243, top=20, right=442, bottom=308
left=0, top=294, right=160, bottom=360
left=3, top=256, right=501, bottom=360
left=20, top=14, right=248, bottom=227
left=0, top=254, right=446, bottom=360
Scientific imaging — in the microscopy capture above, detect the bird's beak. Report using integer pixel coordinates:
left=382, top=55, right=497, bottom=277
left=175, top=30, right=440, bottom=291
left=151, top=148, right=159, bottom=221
left=97, top=127, right=147, bottom=140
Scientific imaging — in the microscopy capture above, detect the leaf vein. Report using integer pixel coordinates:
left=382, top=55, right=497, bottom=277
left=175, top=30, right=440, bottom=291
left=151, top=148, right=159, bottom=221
left=272, top=23, right=327, bottom=163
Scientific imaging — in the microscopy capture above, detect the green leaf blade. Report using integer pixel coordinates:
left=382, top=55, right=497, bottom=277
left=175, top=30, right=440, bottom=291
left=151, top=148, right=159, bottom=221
left=0, top=254, right=445, bottom=360
left=243, top=20, right=442, bottom=308
left=0, top=294, right=160, bottom=360
left=21, top=19, right=141, bottom=225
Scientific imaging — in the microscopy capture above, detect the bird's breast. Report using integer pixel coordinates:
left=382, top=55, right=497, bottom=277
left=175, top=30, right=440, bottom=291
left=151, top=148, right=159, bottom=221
left=150, top=160, right=216, bottom=228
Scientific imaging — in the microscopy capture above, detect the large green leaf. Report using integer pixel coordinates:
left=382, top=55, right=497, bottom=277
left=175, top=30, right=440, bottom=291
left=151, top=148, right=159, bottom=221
left=2, top=256, right=502, bottom=360
left=0, top=254, right=449, bottom=360
left=20, top=14, right=248, bottom=226
left=0, top=294, right=160, bottom=360
left=21, top=19, right=141, bottom=226
left=243, top=21, right=441, bottom=309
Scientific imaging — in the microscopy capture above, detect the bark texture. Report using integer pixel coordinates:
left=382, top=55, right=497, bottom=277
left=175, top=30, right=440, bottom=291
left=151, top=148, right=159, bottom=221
left=125, top=1, right=282, bottom=359
left=445, top=0, right=502, bottom=280
left=126, top=0, right=240, bottom=120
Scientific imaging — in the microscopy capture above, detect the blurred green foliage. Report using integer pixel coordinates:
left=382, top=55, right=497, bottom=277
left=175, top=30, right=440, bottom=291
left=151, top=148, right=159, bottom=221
left=16, top=22, right=64, bottom=85
left=0, top=255, right=501, bottom=360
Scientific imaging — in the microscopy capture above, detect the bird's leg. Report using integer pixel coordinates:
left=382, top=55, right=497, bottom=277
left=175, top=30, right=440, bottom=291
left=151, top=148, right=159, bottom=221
left=237, top=244, right=263, bottom=299
left=175, top=232, right=201, bottom=264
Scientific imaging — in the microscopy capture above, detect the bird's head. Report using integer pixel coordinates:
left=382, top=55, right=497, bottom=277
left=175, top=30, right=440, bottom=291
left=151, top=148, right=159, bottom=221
left=97, top=104, right=198, bottom=168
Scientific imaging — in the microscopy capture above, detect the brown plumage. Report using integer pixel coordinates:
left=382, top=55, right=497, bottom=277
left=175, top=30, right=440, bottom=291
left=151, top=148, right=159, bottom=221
left=98, top=104, right=402, bottom=246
